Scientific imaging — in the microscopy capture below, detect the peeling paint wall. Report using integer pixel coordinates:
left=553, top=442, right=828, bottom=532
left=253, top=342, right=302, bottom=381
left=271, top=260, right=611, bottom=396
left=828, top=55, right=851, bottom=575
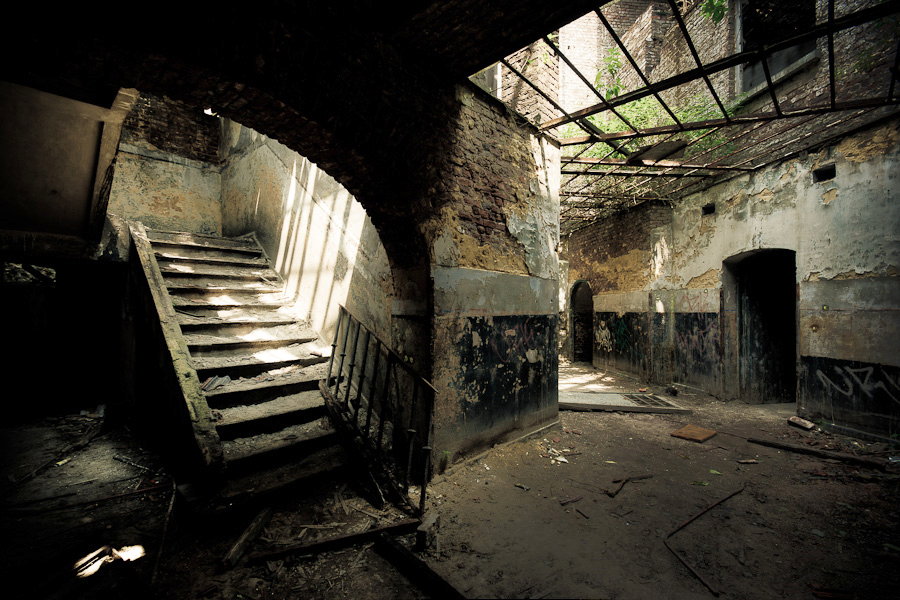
left=219, top=121, right=393, bottom=343
left=561, top=119, right=900, bottom=436
left=108, top=95, right=222, bottom=235
left=428, top=85, right=560, bottom=468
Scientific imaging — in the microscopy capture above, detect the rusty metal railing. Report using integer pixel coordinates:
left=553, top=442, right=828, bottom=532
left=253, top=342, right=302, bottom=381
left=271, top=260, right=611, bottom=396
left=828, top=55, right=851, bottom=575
left=320, top=306, right=434, bottom=516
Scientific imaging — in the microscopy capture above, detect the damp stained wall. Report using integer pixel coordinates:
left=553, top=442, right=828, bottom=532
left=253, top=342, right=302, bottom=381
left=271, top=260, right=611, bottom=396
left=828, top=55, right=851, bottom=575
left=219, top=120, right=393, bottom=344
left=428, top=85, right=561, bottom=468
left=562, top=119, right=900, bottom=437
left=107, top=95, right=223, bottom=235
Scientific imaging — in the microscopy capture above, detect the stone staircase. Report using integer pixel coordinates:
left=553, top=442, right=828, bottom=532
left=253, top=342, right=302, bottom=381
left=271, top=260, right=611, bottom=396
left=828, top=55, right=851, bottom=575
left=140, top=227, right=346, bottom=504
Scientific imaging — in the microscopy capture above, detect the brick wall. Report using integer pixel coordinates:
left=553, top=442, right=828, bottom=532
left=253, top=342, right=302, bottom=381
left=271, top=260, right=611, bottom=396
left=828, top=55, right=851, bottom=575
left=120, top=94, right=220, bottom=164
left=563, top=200, right=671, bottom=293
left=502, top=41, right=560, bottom=125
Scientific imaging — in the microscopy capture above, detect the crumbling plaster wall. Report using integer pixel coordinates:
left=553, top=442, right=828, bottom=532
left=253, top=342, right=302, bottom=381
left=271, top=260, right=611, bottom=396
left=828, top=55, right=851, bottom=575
left=428, top=85, right=561, bottom=468
left=561, top=119, right=900, bottom=436
left=219, top=120, right=393, bottom=343
left=108, top=94, right=222, bottom=235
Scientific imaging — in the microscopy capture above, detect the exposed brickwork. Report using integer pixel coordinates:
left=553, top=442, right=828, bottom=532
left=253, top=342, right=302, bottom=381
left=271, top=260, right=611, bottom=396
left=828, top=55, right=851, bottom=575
left=502, top=41, right=560, bottom=126
left=562, top=200, right=671, bottom=293
left=120, top=94, right=220, bottom=164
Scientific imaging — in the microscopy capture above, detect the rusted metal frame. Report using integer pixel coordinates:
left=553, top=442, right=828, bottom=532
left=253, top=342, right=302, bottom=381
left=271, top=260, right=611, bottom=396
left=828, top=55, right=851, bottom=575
left=544, top=0, right=900, bottom=132
left=541, top=34, right=639, bottom=134
left=615, top=127, right=723, bottom=197
left=648, top=122, right=770, bottom=196
left=562, top=140, right=631, bottom=197
left=594, top=8, right=684, bottom=129
left=581, top=129, right=688, bottom=197
left=560, top=96, right=900, bottom=145
left=758, top=50, right=783, bottom=116
left=342, top=318, right=363, bottom=409
left=561, top=169, right=705, bottom=177
left=666, top=110, right=868, bottom=198
left=403, top=385, right=419, bottom=494
left=561, top=192, right=663, bottom=201
left=500, top=57, right=617, bottom=152
left=562, top=156, right=753, bottom=172
left=828, top=0, right=837, bottom=109
left=325, top=308, right=344, bottom=394
left=333, top=306, right=352, bottom=396
left=353, top=328, right=372, bottom=423
left=666, top=0, right=731, bottom=122
left=363, top=339, right=383, bottom=438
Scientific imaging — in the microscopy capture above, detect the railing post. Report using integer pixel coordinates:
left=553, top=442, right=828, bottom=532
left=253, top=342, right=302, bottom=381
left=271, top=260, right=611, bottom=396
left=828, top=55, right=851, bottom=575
left=334, top=307, right=352, bottom=396
left=376, top=355, right=394, bottom=453
left=325, top=308, right=343, bottom=390
left=342, top=319, right=363, bottom=409
left=363, top=340, right=382, bottom=437
left=353, top=328, right=372, bottom=423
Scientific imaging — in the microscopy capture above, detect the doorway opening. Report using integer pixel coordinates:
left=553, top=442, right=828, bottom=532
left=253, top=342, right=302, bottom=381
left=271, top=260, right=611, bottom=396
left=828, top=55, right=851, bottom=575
left=724, top=249, right=797, bottom=404
left=571, top=280, right=593, bottom=363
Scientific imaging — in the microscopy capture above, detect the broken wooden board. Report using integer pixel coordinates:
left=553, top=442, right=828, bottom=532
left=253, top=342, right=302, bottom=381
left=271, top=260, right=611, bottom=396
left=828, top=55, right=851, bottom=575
left=670, top=424, right=717, bottom=443
left=559, top=391, right=690, bottom=414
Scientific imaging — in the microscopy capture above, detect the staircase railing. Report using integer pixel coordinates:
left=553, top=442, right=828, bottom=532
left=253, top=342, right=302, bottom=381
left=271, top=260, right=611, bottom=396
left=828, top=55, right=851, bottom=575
left=320, top=306, right=435, bottom=516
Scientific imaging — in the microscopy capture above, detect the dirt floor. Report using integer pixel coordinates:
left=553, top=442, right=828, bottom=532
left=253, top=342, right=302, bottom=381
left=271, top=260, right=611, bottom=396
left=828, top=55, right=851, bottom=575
left=2, top=362, right=899, bottom=599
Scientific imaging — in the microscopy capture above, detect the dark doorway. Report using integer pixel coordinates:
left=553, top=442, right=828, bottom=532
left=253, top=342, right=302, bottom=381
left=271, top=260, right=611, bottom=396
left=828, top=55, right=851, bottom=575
left=725, top=249, right=797, bottom=403
left=571, top=281, right=593, bottom=362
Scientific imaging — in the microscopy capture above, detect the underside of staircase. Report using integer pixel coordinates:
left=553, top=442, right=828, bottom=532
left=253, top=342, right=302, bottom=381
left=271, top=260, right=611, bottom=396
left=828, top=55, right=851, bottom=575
left=129, top=223, right=347, bottom=507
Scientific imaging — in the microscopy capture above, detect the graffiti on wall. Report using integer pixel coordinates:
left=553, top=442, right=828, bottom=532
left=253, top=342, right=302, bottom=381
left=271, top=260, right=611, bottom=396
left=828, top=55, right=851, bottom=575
left=674, top=313, right=721, bottom=384
left=801, top=356, right=900, bottom=432
left=816, top=363, right=900, bottom=406
left=594, top=312, right=648, bottom=373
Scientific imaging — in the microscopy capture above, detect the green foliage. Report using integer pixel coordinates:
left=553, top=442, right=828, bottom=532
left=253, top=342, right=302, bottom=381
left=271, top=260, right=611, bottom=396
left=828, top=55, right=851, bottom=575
left=595, top=47, right=625, bottom=100
left=700, top=0, right=728, bottom=23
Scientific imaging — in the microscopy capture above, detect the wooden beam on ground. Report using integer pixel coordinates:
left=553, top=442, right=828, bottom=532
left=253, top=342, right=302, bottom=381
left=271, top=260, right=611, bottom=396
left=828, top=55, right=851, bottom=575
left=246, top=518, right=420, bottom=563
left=374, top=532, right=466, bottom=599
left=223, top=507, right=273, bottom=569
left=747, top=438, right=890, bottom=471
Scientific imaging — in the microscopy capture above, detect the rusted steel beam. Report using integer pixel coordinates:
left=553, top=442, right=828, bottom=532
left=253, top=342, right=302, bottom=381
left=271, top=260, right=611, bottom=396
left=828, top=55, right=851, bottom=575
left=542, top=1, right=900, bottom=131
left=759, top=51, right=783, bottom=116
left=666, top=0, right=730, bottom=122
left=561, top=169, right=705, bottom=177
left=594, top=8, right=682, bottom=128
left=559, top=97, right=900, bottom=145
left=562, top=157, right=753, bottom=171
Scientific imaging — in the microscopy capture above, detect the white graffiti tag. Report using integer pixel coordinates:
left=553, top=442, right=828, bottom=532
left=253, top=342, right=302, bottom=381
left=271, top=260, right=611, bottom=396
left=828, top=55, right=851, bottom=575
left=816, top=366, right=900, bottom=406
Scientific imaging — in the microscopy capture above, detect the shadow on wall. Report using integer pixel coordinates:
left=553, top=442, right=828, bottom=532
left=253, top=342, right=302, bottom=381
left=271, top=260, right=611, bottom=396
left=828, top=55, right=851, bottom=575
left=219, top=120, right=393, bottom=343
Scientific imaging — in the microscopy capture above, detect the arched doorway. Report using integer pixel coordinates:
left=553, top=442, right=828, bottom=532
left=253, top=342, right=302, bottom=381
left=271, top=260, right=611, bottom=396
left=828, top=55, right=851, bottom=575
left=723, top=249, right=797, bottom=404
left=570, top=280, right=593, bottom=363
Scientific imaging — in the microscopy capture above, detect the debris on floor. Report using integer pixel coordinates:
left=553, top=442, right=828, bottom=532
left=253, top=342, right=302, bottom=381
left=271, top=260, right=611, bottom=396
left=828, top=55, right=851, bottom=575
left=670, top=424, right=717, bottom=443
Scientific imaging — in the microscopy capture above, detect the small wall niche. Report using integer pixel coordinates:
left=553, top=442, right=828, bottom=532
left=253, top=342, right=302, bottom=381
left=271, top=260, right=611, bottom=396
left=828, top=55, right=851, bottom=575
left=701, top=202, right=716, bottom=216
left=813, top=164, right=836, bottom=183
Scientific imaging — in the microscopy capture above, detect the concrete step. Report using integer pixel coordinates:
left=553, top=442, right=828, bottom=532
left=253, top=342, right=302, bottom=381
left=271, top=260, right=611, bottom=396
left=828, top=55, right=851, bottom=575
left=186, top=327, right=320, bottom=357
left=158, top=260, right=279, bottom=281
left=205, top=362, right=331, bottom=408
left=154, top=249, right=269, bottom=267
left=216, top=444, right=347, bottom=506
left=178, top=316, right=302, bottom=336
left=147, top=230, right=263, bottom=255
left=221, top=419, right=338, bottom=472
left=164, top=277, right=283, bottom=293
left=192, top=342, right=329, bottom=379
left=171, top=294, right=289, bottom=309
left=214, top=390, right=326, bottom=440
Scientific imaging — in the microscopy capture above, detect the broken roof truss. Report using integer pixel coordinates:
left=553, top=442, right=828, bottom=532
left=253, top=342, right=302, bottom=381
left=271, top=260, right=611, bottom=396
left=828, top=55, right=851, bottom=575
left=472, top=0, right=900, bottom=234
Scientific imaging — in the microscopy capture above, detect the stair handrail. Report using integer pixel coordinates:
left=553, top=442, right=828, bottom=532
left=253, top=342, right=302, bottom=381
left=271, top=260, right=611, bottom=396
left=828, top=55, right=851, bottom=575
left=127, top=220, right=225, bottom=475
left=322, top=305, right=435, bottom=516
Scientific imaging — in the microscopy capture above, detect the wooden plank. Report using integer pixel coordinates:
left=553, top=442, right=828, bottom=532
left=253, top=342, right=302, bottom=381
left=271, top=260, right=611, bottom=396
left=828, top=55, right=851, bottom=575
left=747, top=437, right=889, bottom=470
left=246, top=518, right=421, bottom=562
left=223, top=507, right=273, bottom=569
left=670, top=424, right=717, bottom=443
left=374, top=532, right=466, bottom=599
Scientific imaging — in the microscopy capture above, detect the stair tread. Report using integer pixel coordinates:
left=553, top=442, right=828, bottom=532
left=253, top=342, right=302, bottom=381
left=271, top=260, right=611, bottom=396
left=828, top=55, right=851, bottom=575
left=154, top=250, right=268, bottom=267
left=218, top=445, right=346, bottom=502
left=147, top=230, right=262, bottom=253
left=184, top=326, right=318, bottom=347
left=159, top=262, right=279, bottom=280
left=216, top=390, right=324, bottom=427
left=177, top=313, right=299, bottom=327
left=205, top=362, right=332, bottom=398
left=222, top=420, right=336, bottom=463
left=164, top=278, right=283, bottom=292
left=192, top=343, right=329, bottom=370
left=171, top=296, right=288, bottom=308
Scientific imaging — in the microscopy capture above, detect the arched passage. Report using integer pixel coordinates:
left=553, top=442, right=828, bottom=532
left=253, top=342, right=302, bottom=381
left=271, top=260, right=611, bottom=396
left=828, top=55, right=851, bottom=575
left=570, top=280, right=593, bottom=363
left=723, top=249, right=797, bottom=404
